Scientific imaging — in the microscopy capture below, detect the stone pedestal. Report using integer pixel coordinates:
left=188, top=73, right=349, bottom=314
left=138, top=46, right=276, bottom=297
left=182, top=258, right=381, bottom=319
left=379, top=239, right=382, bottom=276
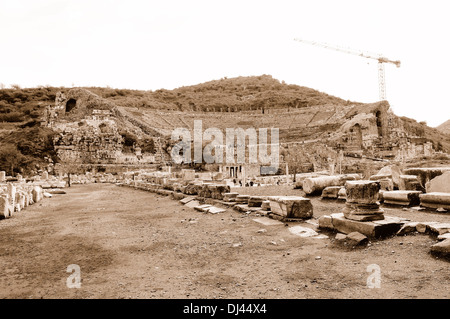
left=344, top=180, right=384, bottom=221
left=0, top=171, right=5, bottom=183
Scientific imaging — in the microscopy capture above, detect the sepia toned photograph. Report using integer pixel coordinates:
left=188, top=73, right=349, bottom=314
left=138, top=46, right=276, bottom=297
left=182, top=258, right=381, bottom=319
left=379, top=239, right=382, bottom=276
left=0, top=0, right=449, bottom=306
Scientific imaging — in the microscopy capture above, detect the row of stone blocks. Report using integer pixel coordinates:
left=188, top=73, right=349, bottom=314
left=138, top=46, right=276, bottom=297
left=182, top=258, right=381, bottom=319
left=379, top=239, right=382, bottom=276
left=125, top=180, right=232, bottom=201
left=321, top=186, right=450, bottom=211
left=221, top=192, right=313, bottom=220
left=124, top=180, right=315, bottom=220
left=0, top=183, right=45, bottom=219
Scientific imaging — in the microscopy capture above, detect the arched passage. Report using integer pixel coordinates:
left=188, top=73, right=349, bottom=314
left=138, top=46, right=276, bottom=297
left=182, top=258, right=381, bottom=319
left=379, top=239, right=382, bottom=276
left=376, top=111, right=384, bottom=137
left=65, top=99, right=77, bottom=113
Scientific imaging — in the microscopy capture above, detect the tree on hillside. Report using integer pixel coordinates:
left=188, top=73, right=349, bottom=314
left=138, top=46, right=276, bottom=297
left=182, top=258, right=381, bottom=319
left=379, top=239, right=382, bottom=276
left=281, top=144, right=313, bottom=182
left=0, top=144, right=26, bottom=176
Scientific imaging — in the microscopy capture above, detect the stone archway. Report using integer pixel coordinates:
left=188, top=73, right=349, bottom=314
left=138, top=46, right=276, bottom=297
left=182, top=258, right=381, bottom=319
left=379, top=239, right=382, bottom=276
left=65, top=99, right=77, bottom=113
left=376, top=111, right=383, bottom=137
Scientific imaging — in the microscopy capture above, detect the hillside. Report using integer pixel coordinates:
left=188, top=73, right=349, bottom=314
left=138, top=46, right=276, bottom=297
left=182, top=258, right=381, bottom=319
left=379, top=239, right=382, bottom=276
left=86, top=74, right=359, bottom=112
left=437, top=119, right=450, bottom=135
left=1, top=75, right=450, bottom=175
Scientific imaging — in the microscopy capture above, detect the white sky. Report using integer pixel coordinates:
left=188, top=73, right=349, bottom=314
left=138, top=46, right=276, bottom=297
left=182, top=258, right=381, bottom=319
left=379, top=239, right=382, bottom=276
left=0, top=0, right=448, bottom=127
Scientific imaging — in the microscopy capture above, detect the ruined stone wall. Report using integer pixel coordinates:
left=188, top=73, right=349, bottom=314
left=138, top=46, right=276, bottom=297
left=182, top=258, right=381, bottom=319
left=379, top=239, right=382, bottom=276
left=45, top=88, right=160, bottom=169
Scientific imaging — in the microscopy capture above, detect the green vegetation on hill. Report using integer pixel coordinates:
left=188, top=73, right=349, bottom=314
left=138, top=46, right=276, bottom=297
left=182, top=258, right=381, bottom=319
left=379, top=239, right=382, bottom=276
left=0, top=87, right=60, bottom=175
left=88, top=75, right=359, bottom=111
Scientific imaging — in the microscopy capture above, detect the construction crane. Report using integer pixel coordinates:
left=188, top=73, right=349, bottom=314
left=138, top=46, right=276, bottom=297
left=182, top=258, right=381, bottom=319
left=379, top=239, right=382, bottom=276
left=293, top=38, right=400, bottom=101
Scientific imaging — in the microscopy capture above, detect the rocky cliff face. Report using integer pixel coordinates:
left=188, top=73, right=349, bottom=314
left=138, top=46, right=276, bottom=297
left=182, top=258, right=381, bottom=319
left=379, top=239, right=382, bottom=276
left=41, top=84, right=448, bottom=174
left=43, top=88, right=163, bottom=168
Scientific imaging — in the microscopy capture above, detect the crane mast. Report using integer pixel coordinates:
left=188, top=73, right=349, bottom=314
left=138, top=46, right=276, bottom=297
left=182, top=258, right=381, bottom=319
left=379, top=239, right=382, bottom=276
left=293, top=38, right=400, bottom=101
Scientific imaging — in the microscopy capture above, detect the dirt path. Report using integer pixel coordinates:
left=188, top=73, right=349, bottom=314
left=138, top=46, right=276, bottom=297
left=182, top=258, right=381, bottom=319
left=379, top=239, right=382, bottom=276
left=0, top=184, right=448, bottom=299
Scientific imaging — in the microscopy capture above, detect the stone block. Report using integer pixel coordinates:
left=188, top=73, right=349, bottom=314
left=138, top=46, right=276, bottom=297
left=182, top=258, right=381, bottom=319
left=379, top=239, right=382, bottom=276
left=208, top=206, right=226, bottom=214
left=194, top=204, right=212, bottom=212
left=337, top=188, right=347, bottom=200
left=378, top=179, right=394, bottom=191
left=171, top=192, right=186, bottom=200
left=288, top=226, right=319, bottom=238
left=185, top=200, right=200, bottom=208
left=416, top=222, right=440, bottom=233
left=404, top=167, right=450, bottom=188
left=32, top=186, right=43, bottom=203
left=396, top=222, right=419, bottom=235
left=430, top=238, right=450, bottom=256
left=399, top=175, right=423, bottom=191
left=235, top=195, right=250, bottom=204
left=248, top=196, right=264, bottom=207
left=180, top=196, right=197, bottom=204
left=318, top=215, right=334, bottom=229
left=328, top=213, right=405, bottom=238
left=184, top=183, right=202, bottom=195
left=223, top=192, right=239, bottom=202
left=261, top=200, right=271, bottom=211
left=0, top=196, right=11, bottom=219
left=346, top=232, right=368, bottom=246
left=343, top=211, right=384, bottom=221
left=345, top=180, right=380, bottom=205
left=425, top=171, right=450, bottom=193
left=437, top=233, right=450, bottom=241
left=321, top=186, right=342, bottom=199
left=268, top=196, right=313, bottom=219
left=252, top=217, right=284, bottom=226
left=335, top=233, right=347, bottom=241
left=374, top=165, right=402, bottom=187
left=427, top=223, right=450, bottom=235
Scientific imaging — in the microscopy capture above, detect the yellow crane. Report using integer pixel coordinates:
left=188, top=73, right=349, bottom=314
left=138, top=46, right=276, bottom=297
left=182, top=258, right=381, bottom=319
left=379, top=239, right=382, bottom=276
left=294, top=38, right=400, bottom=101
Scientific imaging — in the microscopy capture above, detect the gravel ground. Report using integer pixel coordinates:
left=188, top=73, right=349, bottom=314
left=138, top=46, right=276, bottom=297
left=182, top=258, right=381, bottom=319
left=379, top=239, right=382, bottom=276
left=0, top=183, right=448, bottom=299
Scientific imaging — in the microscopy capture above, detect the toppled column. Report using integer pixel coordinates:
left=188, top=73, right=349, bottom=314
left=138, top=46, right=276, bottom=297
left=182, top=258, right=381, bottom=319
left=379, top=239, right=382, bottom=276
left=343, top=180, right=384, bottom=221
left=419, top=192, right=450, bottom=210
left=382, top=190, right=422, bottom=206
left=303, top=174, right=360, bottom=195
